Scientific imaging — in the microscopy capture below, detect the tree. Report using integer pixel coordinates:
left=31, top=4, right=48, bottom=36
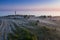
left=24, top=15, right=30, bottom=19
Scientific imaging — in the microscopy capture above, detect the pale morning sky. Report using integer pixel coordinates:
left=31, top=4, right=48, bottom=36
left=0, top=0, right=60, bottom=16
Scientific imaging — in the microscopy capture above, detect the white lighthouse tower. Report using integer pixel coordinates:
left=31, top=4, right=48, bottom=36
left=15, top=11, right=16, bottom=15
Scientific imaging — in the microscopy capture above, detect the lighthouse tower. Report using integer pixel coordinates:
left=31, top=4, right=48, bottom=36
left=15, top=11, right=16, bottom=15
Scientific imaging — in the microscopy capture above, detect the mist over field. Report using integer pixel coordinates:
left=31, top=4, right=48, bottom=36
left=0, top=11, right=60, bottom=16
left=0, top=15, right=60, bottom=40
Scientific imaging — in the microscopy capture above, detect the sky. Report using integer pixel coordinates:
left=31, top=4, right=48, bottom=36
left=0, top=0, right=60, bottom=16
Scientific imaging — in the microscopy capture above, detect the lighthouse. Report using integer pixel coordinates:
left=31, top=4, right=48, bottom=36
left=15, top=11, right=16, bottom=15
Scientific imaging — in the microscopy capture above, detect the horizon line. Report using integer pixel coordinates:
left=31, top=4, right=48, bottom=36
left=0, top=8, right=60, bottom=11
